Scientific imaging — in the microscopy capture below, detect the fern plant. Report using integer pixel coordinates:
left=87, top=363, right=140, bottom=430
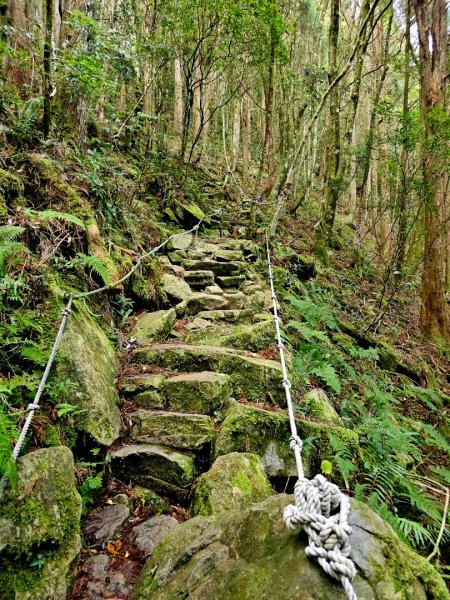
left=0, top=405, right=17, bottom=487
left=0, top=226, right=29, bottom=276
left=24, top=208, right=85, bottom=229
left=66, top=253, right=110, bottom=285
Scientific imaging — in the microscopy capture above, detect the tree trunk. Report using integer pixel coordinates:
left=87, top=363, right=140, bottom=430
left=413, top=0, right=450, bottom=345
left=242, top=91, right=251, bottom=183
left=314, top=0, right=340, bottom=254
left=173, top=56, right=183, bottom=136
left=42, top=0, right=54, bottom=139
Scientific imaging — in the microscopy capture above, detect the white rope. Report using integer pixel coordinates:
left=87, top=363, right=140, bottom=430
left=266, top=234, right=358, bottom=600
left=0, top=209, right=221, bottom=498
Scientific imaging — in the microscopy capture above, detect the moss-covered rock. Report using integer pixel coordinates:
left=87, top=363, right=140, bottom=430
left=185, top=320, right=274, bottom=352
left=132, top=494, right=449, bottom=600
left=196, top=309, right=254, bottom=324
left=171, top=200, right=205, bottom=227
left=182, top=259, right=244, bottom=276
left=163, top=371, right=232, bottom=414
left=161, top=272, right=192, bottom=304
left=185, top=270, right=215, bottom=289
left=194, top=453, right=272, bottom=517
left=222, top=291, right=247, bottom=310
left=301, top=388, right=342, bottom=425
left=58, top=304, right=121, bottom=446
left=132, top=344, right=285, bottom=405
left=216, top=274, right=246, bottom=288
left=0, top=447, right=81, bottom=600
left=166, top=233, right=194, bottom=252
left=215, top=403, right=359, bottom=479
left=185, top=293, right=228, bottom=315
left=131, top=410, right=216, bottom=450
left=121, top=374, right=167, bottom=395
left=109, top=444, right=195, bottom=501
left=132, top=309, right=177, bottom=344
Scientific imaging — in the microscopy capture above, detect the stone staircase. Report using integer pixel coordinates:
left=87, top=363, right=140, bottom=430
left=109, top=232, right=292, bottom=501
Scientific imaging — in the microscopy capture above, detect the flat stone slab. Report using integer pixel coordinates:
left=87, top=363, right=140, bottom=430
left=182, top=259, right=245, bottom=276
left=184, top=270, right=215, bottom=289
left=196, top=309, right=254, bottom=324
left=166, top=233, right=193, bottom=251
left=132, top=309, right=177, bottom=344
left=204, top=285, right=224, bottom=296
left=110, top=444, right=195, bottom=500
left=131, top=410, right=216, bottom=449
left=85, top=504, right=130, bottom=545
left=216, top=275, right=246, bottom=288
left=132, top=344, right=285, bottom=405
left=121, top=374, right=167, bottom=395
left=185, top=320, right=274, bottom=352
left=222, top=291, right=246, bottom=309
left=163, top=371, right=232, bottom=414
left=132, top=515, right=178, bottom=557
left=185, top=293, right=228, bottom=316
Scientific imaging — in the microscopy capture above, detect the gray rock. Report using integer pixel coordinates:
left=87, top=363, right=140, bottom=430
left=167, top=233, right=193, bottom=251
left=204, top=284, right=224, bottom=296
left=185, top=270, right=215, bottom=289
left=85, top=504, right=130, bottom=545
left=163, top=371, right=232, bottom=414
left=133, top=515, right=178, bottom=556
left=58, top=304, right=121, bottom=446
left=69, top=554, right=132, bottom=600
left=185, top=293, right=228, bottom=316
left=0, top=447, right=81, bottom=600
left=193, top=453, right=272, bottom=516
left=302, top=388, right=342, bottom=424
left=131, top=410, right=216, bottom=449
left=110, top=444, right=195, bottom=501
left=132, top=309, right=177, bottom=344
left=132, top=495, right=449, bottom=600
left=216, top=274, right=246, bottom=288
left=161, top=273, right=192, bottom=303
left=182, top=259, right=244, bottom=276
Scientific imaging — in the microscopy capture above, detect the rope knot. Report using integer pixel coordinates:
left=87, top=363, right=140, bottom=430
left=289, top=435, right=303, bottom=452
left=61, top=307, right=71, bottom=317
left=283, top=475, right=357, bottom=597
left=26, top=403, right=40, bottom=412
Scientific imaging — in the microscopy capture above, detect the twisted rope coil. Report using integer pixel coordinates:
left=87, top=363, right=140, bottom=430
left=266, top=235, right=357, bottom=600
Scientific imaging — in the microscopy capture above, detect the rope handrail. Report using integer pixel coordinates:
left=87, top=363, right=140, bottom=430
left=266, top=233, right=358, bottom=600
left=0, top=209, right=221, bottom=498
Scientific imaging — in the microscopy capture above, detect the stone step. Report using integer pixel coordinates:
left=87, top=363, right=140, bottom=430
left=184, top=270, right=215, bottom=289
left=131, top=410, right=216, bottom=450
left=182, top=259, right=246, bottom=276
left=160, top=273, right=192, bottom=303
left=184, top=293, right=228, bottom=316
left=216, top=274, right=246, bottom=288
left=196, top=309, right=255, bottom=325
left=109, top=444, right=195, bottom=501
left=131, top=344, right=285, bottom=405
left=131, top=309, right=176, bottom=344
left=184, top=320, right=275, bottom=352
left=163, top=371, right=232, bottom=414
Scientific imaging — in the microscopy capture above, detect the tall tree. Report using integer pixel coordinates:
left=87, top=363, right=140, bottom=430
left=413, top=0, right=450, bottom=344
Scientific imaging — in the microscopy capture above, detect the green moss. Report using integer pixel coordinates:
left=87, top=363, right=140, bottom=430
left=0, top=168, right=24, bottom=215
left=43, top=425, right=61, bottom=447
left=231, top=472, right=252, bottom=495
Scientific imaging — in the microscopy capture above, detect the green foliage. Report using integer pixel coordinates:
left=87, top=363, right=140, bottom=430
left=79, top=474, right=103, bottom=514
left=24, top=209, right=85, bottom=229
left=0, top=226, right=29, bottom=276
left=66, top=253, right=110, bottom=285
left=0, top=406, right=17, bottom=487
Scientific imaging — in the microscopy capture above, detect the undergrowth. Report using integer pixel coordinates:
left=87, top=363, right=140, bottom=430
left=279, top=257, right=450, bottom=565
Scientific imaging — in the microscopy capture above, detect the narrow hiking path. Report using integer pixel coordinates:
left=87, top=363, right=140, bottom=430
left=70, top=230, right=293, bottom=598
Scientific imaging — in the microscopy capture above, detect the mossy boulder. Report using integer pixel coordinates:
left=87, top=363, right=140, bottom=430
left=301, top=388, right=342, bottom=425
left=160, top=273, right=192, bottom=303
left=194, top=453, right=272, bottom=517
left=182, top=259, right=244, bottom=276
left=185, top=270, right=215, bottom=289
left=185, top=293, right=228, bottom=315
left=171, top=200, right=205, bottom=227
left=196, top=309, right=254, bottom=325
left=166, top=233, right=193, bottom=252
left=132, top=344, right=285, bottom=405
left=215, top=403, right=359, bottom=480
left=109, top=444, right=195, bottom=501
left=132, top=494, right=449, bottom=600
left=132, top=309, right=176, bottom=344
left=58, top=304, right=121, bottom=446
left=0, top=447, right=82, bottom=600
left=131, top=411, right=216, bottom=450
left=185, top=320, right=274, bottom=352
left=163, top=371, right=232, bottom=414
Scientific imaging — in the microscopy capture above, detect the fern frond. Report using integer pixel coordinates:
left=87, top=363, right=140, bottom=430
left=24, top=209, right=85, bottom=229
left=311, top=364, right=341, bottom=393
left=69, top=253, right=110, bottom=285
